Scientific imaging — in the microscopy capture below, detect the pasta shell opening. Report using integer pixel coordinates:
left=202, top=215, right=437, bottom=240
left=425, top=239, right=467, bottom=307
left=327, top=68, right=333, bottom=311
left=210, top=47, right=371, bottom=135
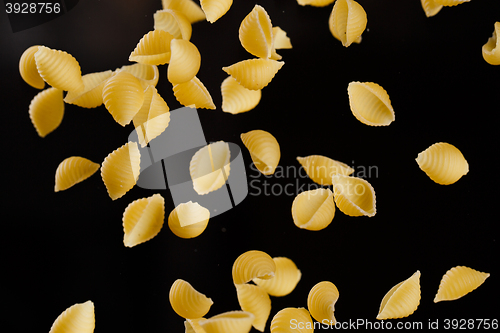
left=482, top=22, right=500, bottom=65
left=297, top=155, right=354, bottom=185
left=377, top=271, right=421, bottom=320
left=253, top=257, right=301, bottom=297
left=329, top=0, right=367, bottom=47
left=347, top=81, right=395, bottom=126
left=222, top=58, right=284, bottom=91
left=123, top=193, right=165, bottom=247
left=239, top=5, right=273, bottom=59
left=331, top=174, right=376, bottom=217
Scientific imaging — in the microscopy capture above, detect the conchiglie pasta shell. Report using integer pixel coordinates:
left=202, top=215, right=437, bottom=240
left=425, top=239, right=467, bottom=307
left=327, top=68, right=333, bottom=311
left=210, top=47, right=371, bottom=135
left=232, top=250, right=276, bottom=285
left=162, top=0, right=206, bottom=23
left=307, top=281, right=339, bottom=325
left=433, top=0, right=469, bottom=6
left=154, top=9, right=192, bottom=40
left=29, top=87, right=64, bottom=138
left=347, top=82, right=395, bottom=126
left=168, top=39, right=201, bottom=84
left=415, top=142, right=469, bottom=185
left=482, top=22, right=500, bottom=65
left=297, top=0, right=335, bottom=7
left=240, top=129, right=280, bottom=175
left=253, top=257, right=301, bottom=297
left=420, top=0, right=443, bottom=17
left=239, top=5, right=273, bottom=59
left=54, top=157, right=100, bottom=192
left=236, top=284, right=271, bottom=332
left=189, top=141, right=231, bottom=195
left=329, top=0, right=367, bottom=47
left=129, top=30, right=175, bottom=65
left=19, top=45, right=45, bottom=89
left=199, top=311, right=255, bottom=333
left=168, top=201, right=210, bottom=239
left=185, top=318, right=207, bottom=333
left=331, top=174, right=376, bottom=217
left=297, top=155, right=354, bottom=186
left=49, top=301, right=95, bottom=333
left=173, top=76, right=216, bottom=109
left=270, top=308, right=313, bottom=333
left=64, top=70, right=113, bottom=108
left=117, top=63, right=159, bottom=90
left=377, top=271, right=421, bottom=320
left=434, top=266, right=490, bottom=302
left=272, top=27, right=292, bottom=49
left=221, top=76, right=261, bottom=114
left=222, top=58, right=284, bottom=91
left=170, top=279, right=213, bottom=319
left=34, top=46, right=84, bottom=92
left=200, top=0, right=233, bottom=23
left=291, top=188, right=335, bottom=231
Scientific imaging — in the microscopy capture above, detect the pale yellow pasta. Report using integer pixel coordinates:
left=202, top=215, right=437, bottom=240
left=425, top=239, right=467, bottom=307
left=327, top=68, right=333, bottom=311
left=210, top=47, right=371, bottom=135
left=64, top=70, right=113, bottom=108
left=291, top=188, right=335, bottom=231
left=253, top=257, right=301, bottom=297
left=122, top=193, right=165, bottom=247
left=296, top=155, right=354, bottom=186
left=232, top=250, right=276, bottom=285
left=434, top=266, right=490, bottom=302
left=199, top=311, right=255, bottom=333
left=347, top=81, right=395, bottom=126
left=377, top=271, right=421, bottom=320
left=240, top=129, right=280, bottom=175
left=34, top=46, right=84, bottom=92
left=222, top=58, right=284, bottom=91
left=129, top=30, right=175, bottom=65
left=307, top=281, right=339, bottom=325
left=200, top=0, right=233, bottom=23
left=54, top=157, right=100, bottom=192
left=482, top=22, right=500, bottom=65
left=270, top=308, right=313, bottom=333
left=116, top=63, right=159, bottom=90
left=189, top=141, right=231, bottom=195
left=173, top=76, right=216, bottom=109
left=49, top=301, right=95, bottom=333
left=185, top=318, right=207, bottom=333
left=154, top=9, right=192, bottom=40
left=415, top=142, right=469, bottom=185
left=221, top=76, right=261, bottom=114
left=296, top=0, right=335, bottom=7
left=19, top=45, right=45, bottom=89
left=235, top=284, right=271, bottom=332
left=169, top=279, right=213, bottom=319
left=239, top=5, right=273, bottom=59
left=433, top=0, right=469, bottom=6
left=270, top=26, right=292, bottom=60
left=101, top=141, right=141, bottom=200
left=420, top=0, right=443, bottom=17
left=168, top=201, right=210, bottom=239
left=162, top=0, right=206, bottom=23
left=168, top=39, right=201, bottom=84
left=328, top=0, right=367, bottom=47
left=29, top=87, right=64, bottom=138
left=331, top=174, right=376, bottom=217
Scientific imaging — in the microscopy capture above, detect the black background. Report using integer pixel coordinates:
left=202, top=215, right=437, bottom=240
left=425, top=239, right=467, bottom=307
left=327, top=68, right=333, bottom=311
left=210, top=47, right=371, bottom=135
left=2, top=0, right=499, bottom=332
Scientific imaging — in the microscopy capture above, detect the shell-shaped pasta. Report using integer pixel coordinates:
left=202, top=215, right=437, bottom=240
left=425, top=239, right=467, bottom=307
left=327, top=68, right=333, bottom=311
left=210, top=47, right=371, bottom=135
left=482, top=22, right=500, bottom=65
left=221, top=76, right=261, bottom=114
left=297, top=0, right=335, bottom=7
left=64, top=70, right=113, bottom=108
left=49, top=301, right=95, bottom=333
left=133, top=86, right=170, bottom=148
left=162, top=0, right=206, bottom=23
left=328, top=0, right=367, bottom=47
left=173, top=76, right=216, bottom=109
left=291, top=188, right=335, bottom=231
left=420, top=0, right=443, bottom=17
left=347, top=82, right=395, bottom=126
left=434, top=266, right=490, bottom=302
left=433, top=0, right=469, bottom=6
left=170, top=279, right=213, bottom=319
left=29, top=87, right=64, bottom=137
left=102, top=71, right=144, bottom=126
left=297, top=155, right=354, bottom=185
left=253, top=257, right=301, bottom=297
left=101, top=141, right=141, bottom=200
left=307, top=281, right=339, bottom=325
left=19, top=45, right=45, bottom=89
left=168, top=201, right=210, bottom=239
left=272, top=27, right=292, bottom=49
left=415, top=142, right=469, bottom=185
left=154, top=9, right=192, bottom=40
left=239, top=5, right=273, bottom=59
left=129, top=30, right=175, bottom=65
left=200, top=0, right=232, bottom=23
left=55, top=157, right=100, bottom=192
left=377, top=271, right=421, bottom=320
left=189, top=141, right=231, bottom=195
left=236, top=284, right=271, bottom=332
left=199, top=311, right=255, bottom=333
left=240, top=130, right=280, bottom=175
left=34, top=46, right=84, bottom=92
left=270, top=308, right=313, bottom=333
left=331, top=174, right=376, bottom=217
left=232, top=250, right=276, bottom=285
left=222, top=58, right=284, bottom=91
left=185, top=318, right=207, bottom=333
left=168, top=39, right=201, bottom=84
left=117, top=63, right=159, bottom=90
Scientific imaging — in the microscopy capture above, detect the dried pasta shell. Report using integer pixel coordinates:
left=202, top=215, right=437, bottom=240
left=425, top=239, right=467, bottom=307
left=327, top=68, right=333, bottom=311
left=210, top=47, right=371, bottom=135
left=433, top=0, right=469, bottom=6
left=239, top=5, right=273, bottom=59
left=154, top=9, right=192, bottom=40
left=297, top=0, right=335, bottom=7
left=168, top=201, right=210, bottom=239
left=253, top=257, right=301, bottom=297
left=34, top=46, right=84, bottom=92
left=170, top=279, right=213, bottom=319
left=377, top=271, right=421, bottom=320
left=64, top=70, right=113, bottom=108
left=331, top=174, right=376, bottom=217
left=200, top=0, right=232, bottom=23
left=29, top=87, right=64, bottom=138
left=133, top=86, right=170, bottom=147
left=297, top=155, right=354, bottom=186
left=102, top=71, right=145, bottom=126
left=185, top=318, right=207, bottom=333
left=54, top=157, right=100, bottom=192
left=307, top=281, right=339, bottom=325
left=347, top=82, right=395, bottom=126
left=221, top=76, right=261, bottom=114
left=270, top=308, right=313, bottom=333
left=222, top=58, right=284, bottom=91
left=173, top=76, right=216, bottom=109
left=19, top=45, right=45, bottom=89
left=232, top=250, right=276, bottom=285
left=162, top=0, right=206, bottom=23
left=272, top=26, right=292, bottom=49
left=189, top=141, right=231, bottom=195
left=420, top=0, right=443, bottom=17
left=291, top=188, right=335, bottom=231
left=117, top=63, right=159, bottom=90
left=49, top=301, right=95, bottom=333
left=328, top=0, right=367, bottom=47
left=101, top=141, right=141, bottom=200
left=434, top=266, right=490, bottom=302
left=168, top=39, right=201, bottom=84
left=240, top=130, right=280, bottom=175
left=199, top=311, right=255, bottom=333
left=235, top=284, right=271, bottom=332
left=415, top=142, right=469, bottom=185
left=129, top=30, right=175, bottom=65
left=482, top=22, right=500, bottom=65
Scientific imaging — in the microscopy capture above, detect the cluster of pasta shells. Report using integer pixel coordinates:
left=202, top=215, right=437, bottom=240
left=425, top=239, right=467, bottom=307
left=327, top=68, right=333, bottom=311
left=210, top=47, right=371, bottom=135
left=416, top=142, right=469, bottom=185
left=291, top=188, right=336, bottom=231
left=377, top=271, right=421, bottom=320
left=329, top=0, right=367, bottom=47
left=307, top=281, right=340, bottom=325
left=54, top=156, right=100, bottom=192
left=48, top=301, right=95, bottom=333
left=168, top=201, right=211, bottom=239
left=240, top=130, right=281, bottom=176
left=347, top=81, right=395, bottom=126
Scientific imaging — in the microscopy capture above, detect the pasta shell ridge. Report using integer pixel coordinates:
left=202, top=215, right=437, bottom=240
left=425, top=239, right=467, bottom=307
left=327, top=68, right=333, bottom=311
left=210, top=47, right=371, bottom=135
left=169, top=279, right=213, bottom=319
left=292, top=188, right=335, bottom=231
left=222, top=58, right=284, bottom=91
left=129, top=30, right=175, bottom=65
left=154, top=9, right=192, bottom=40
left=377, top=271, right=421, bottom=320
left=239, top=5, right=273, bottom=59
left=123, top=193, right=165, bottom=247
left=168, top=39, right=201, bottom=84
left=64, top=70, right=113, bottom=108
left=133, top=85, right=170, bottom=147
left=55, top=156, right=100, bottom=192
left=232, top=250, right=276, bottom=285
left=240, top=129, right=280, bottom=175
left=331, top=174, right=376, bottom=217
left=297, top=155, right=354, bottom=185
left=434, top=266, right=490, bottom=302
left=19, top=45, right=45, bottom=89
left=420, top=0, right=443, bottom=17
left=270, top=308, right=313, bottom=333
left=347, top=81, right=395, bottom=126
left=199, top=311, right=255, bottom=333
left=236, top=284, right=271, bottom=332
left=29, top=87, right=64, bottom=138
left=34, top=46, right=84, bottom=92
left=173, top=76, right=216, bottom=109
left=253, top=257, right=301, bottom=297
left=482, top=22, right=500, bottom=65
left=117, top=63, right=159, bottom=90
left=200, top=0, right=233, bottom=23
left=162, top=0, right=206, bottom=23
left=168, top=201, right=211, bottom=239
left=329, top=0, right=367, bottom=47
left=221, top=76, right=262, bottom=114
left=415, top=142, right=468, bottom=185
left=49, top=301, right=95, bottom=333
left=307, top=281, right=339, bottom=325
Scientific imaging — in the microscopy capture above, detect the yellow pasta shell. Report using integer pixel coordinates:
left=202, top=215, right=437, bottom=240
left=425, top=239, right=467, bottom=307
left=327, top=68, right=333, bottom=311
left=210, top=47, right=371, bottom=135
left=129, top=30, right=175, bottom=65
left=297, top=0, right=335, bottom=7
left=199, top=311, right=255, bottom=333
left=434, top=0, right=469, bottom=6
left=270, top=307, right=313, bottom=333
left=240, top=129, right=280, bottom=175
left=19, top=45, right=45, bottom=89
left=347, top=81, right=395, bottom=126
left=253, top=257, right=301, bottom=297
left=416, top=142, right=469, bottom=185
left=29, top=87, right=64, bottom=138
left=482, top=22, right=500, bottom=65
left=221, top=76, right=261, bottom=114
left=49, top=301, right=95, bottom=333
left=154, top=9, right=192, bottom=40
left=272, top=27, right=292, bottom=49
left=434, top=266, right=490, bottom=302
left=185, top=318, right=208, bottom=333
left=173, top=76, right=216, bottom=109
left=101, top=141, right=141, bottom=200
left=222, top=58, right=284, bottom=91
left=420, top=0, right=443, bottom=17
left=162, top=0, right=206, bottom=23
left=328, top=0, right=367, bottom=47
left=307, top=281, right=339, bottom=325
left=239, top=5, right=273, bottom=59
left=170, top=279, right=213, bottom=319
left=189, top=141, right=231, bottom=195
left=54, top=156, right=100, bottom=192
left=297, top=155, right=354, bottom=186
left=377, top=271, right=421, bottom=320
left=64, top=70, right=113, bottom=108
left=232, top=250, right=276, bottom=285
left=168, top=201, right=210, bottom=239
left=236, top=284, right=271, bottom=332
left=331, top=174, right=376, bottom=217
left=34, top=46, right=84, bottom=92
left=117, top=63, right=159, bottom=90
left=200, top=0, right=232, bottom=23
left=291, top=188, right=335, bottom=231
left=168, top=39, right=201, bottom=84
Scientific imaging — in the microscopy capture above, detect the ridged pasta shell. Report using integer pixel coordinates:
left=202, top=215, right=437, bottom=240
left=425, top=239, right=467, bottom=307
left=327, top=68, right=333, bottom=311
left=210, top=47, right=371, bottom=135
left=173, top=76, right=216, bottom=109
left=117, top=63, right=159, bottom=90
left=347, top=82, right=395, bottom=126
left=328, top=0, right=367, bottom=47
left=54, top=157, right=100, bottom=192
left=297, top=155, right=354, bottom=185
left=34, top=46, right=84, bottom=92
left=64, top=70, right=113, bottom=108
left=19, top=45, right=45, bottom=89
left=222, top=58, right=284, bottom=91
left=154, top=9, right=192, bottom=40
left=272, top=26, right=292, bottom=49
left=236, top=284, right=271, bottom=332
left=49, top=301, right=95, bottom=333
left=170, top=279, right=213, bottom=319
left=415, top=142, right=469, bottom=185
left=270, top=308, right=313, bottom=333
left=297, top=0, right=335, bottom=7
left=433, top=0, right=469, bottom=6
left=232, top=250, right=276, bottom=285
left=162, top=0, right=206, bottom=23
left=101, top=141, right=141, bottom=200
left=420, top=0, right=443, bottom=17
left=331, top=174, right=376, bottom=217
left=29, top=87, right=64, bottom=138
left=221, top=76, right=261, bottom=114
left=189, top=141, right=231, bottom=195
left=434, top=266, right=490, bottom=302
left=291, top=188, right=335, bottom=231
left=185, top=318, right=207, bottom=333
left=200, top=0, right=233, bottom=23
left=307, top=281, right=339, bottom=325
left=133, top=85, right=170, bottom=147
left=253, top=257, right=301, bottom=297
left=168, top=201, right=210, bottom=239
left=482, top=22, right=500, bottom=65
left=129, top=30, right=175, bottom=65
left=168, top=39, right=201, bottom=84
left=240, top=130, right=280, bottom=175
left=377, top=271, right=421, bottom=320
left=199, top=311, right=255, bottom=333
left=102, top=71, right=145, bottom=126
left=239, top=5, right=273, bottom=59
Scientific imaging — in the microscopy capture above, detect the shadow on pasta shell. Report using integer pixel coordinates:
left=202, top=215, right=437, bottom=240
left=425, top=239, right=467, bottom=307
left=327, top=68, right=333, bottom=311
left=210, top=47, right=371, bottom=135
left=55, top=156, right=100, bottom=192
left=162, top=0, right=206, bottom=23
left=329, top=0, right=367, bottom=47
left=482, top=22, right=500, bottom=65
left=29, top=87, right=64, bottom=138
left=117, top=63, right=159, bottom=90
left=19, top=45, right=45, bottom=89
left=133, top=86, right=170, bottom=148
left=297, top=155, right=354, bottom=185
left=221, top=76, right=261, bottom=114
left=420, top=0, right=443, bottom=17
left=170, top=279, right=213, bottom=319
left=347, top=82, right=395, bottom=126
left=331, top=174, right=376, bottom=217
left=240, top=129, right=280, bottom=175
left=434, top=266, right=490, bottom=302
left=168, top=39, right=201, bottom=84
left=253, top=257, right=301, bottom=297
left=222, top=58, right=284, bottom=91
left=270, top=308, right=313, bottom=333
left=200, top=311, right=255, bottom=333
left=236, top=284, right=271, bottom=332
left=232, top=250, right=276, bottom=285
left=173, top=76, right=216, bottom=109
left=200, top=0, right=233, bottom=23
left=168, top=201, right=210, bottom=239
left=129, top=30, right=175, bottom=65
left=307, top=281, right=339, bottom=325
left=49, top=301, right=95, bottom=333
left=415, top=142, right=468, bottom=185
left=239, top=5, right=273, bottom=59
left=189, top=141, right=231, bottom=195
left=291, top=188, right=335, bottom=231
left=34, top=46, right=84, bottom=92
left=64, top=70, right=113, bottom=108
left=377, top=271, right=421, bottom=320
left=154, top=9, right=192, bottom=40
